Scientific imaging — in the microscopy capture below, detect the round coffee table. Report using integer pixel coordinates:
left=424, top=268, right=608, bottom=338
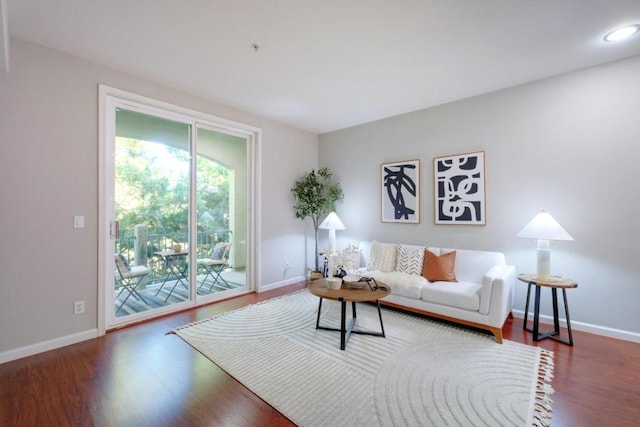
left=308, top=278, right=390, bottom=350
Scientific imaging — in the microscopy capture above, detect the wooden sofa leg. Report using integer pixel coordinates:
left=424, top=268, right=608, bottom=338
left=491, top=328, right=504, bottom=344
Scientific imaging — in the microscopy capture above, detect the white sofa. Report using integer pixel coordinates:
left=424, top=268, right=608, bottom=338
left=347, top=241, right=515, bottom=343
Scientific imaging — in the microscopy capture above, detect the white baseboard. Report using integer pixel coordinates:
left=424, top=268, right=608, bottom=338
left=259, top=275, right=306, bottom=292
left=1, top=278, right=306, bottom=364
left=0, top=328, right=100, bottom=364
left=511, top=309, right=640, bottom=344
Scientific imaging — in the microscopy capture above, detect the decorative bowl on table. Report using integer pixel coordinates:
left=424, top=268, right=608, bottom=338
left=344, top=280, right=367, bottom=289
left=326, top=277, right=343, bottom=290
left=343, top=274, right=368, bottom=289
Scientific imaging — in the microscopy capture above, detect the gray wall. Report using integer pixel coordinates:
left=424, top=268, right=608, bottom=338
left=319, top=55, right=640, bottom=340
left=0, top=38, right=317, bottom=358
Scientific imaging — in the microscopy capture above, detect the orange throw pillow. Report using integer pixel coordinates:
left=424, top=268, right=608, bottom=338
left=422, top=250, right=458, bottom=282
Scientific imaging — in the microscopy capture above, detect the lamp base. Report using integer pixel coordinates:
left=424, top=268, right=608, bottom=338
left=536, top=239, right=551, bottom=279
left=328, top=229, right=336, bottom=254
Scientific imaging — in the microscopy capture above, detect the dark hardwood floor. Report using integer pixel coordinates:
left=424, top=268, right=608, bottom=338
left=1, top=282, right=639, bottom=426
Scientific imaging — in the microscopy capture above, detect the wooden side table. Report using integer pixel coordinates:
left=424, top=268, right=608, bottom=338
left=518, top=273, right=578, bottom=346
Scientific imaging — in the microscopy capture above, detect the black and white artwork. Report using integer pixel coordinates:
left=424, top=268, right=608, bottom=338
left=381, top=159, right=420, bottom=223
left=434, top=151, right=486, bottom=225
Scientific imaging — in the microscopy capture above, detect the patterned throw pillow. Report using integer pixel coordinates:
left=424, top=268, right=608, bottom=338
left=117, top=254, right=130, bottom=269
left=212, top=243, right=229, bottom=260
left=367, top=241, right=397, bottom=272
left=396, top=245, right=425, bottom=275
left=422, top=249, right=458, bottom=282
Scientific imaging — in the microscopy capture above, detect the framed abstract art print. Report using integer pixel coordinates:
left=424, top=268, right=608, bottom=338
left=434, top=151, right=486, bottom=225
left=381, top=159, right=420, bottom=223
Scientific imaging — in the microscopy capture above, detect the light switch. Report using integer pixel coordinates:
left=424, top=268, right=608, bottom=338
left=74, top=215, right=85, bottom=229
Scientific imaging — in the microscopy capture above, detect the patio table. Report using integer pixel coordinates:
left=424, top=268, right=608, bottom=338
left=153, top=250, right=189, bottom=302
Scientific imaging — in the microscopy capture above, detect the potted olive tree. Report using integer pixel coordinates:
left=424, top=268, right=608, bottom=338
left=291, top=168, right=343, bottom=279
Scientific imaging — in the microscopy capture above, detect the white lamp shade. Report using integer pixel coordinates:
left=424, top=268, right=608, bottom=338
left=319, top=212, right=345, bottom=255
left=516, top=211, right=573, bottom=241
left=319, top=212, right=346, bottom=230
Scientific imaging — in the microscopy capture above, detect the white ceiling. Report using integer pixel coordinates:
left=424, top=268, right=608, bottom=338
left=6, top=0, right=640, bottom=134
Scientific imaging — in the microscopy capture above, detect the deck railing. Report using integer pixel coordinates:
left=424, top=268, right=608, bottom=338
left=115, top=231, right=226, bottom=283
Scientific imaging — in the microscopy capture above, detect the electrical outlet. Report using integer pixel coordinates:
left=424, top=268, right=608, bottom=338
left=283, top=262, right=293, bottom=277
left=74, top=300, right=85, bottom=315
left=73, top=215, right=85, bottom=228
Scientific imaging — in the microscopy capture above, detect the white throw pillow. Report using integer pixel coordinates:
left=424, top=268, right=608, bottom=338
left=396, top=244, right=425, bottom=276
left=342, top=251, right=361, bottom=271
left=367, top=241, right=397, bottom=272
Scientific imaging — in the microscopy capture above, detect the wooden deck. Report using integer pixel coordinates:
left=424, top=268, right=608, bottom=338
left=115, top=269, right=246, bottom=316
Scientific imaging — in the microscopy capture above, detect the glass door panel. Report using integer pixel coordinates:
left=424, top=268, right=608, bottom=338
left=195, top=127, right=247, bottom=297
left=113, top=107, right=192, bottom=319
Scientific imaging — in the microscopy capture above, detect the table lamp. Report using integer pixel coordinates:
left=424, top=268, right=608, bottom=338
left=319, top=212, right=345, bottom=254
left=517, top=211, right=573, bottom=279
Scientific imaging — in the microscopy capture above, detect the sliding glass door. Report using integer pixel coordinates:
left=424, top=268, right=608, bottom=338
left=113, top=108, right=192, bottom=318
left=195, top=127, right=247, bottom=296
left=102, top=92, right=253, bottom=329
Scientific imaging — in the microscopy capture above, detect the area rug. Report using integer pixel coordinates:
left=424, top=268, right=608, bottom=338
left=171, top=290, right=554, bottom=426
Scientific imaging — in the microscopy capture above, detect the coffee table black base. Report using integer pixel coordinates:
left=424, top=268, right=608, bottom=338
left=315, top=297, right=386, bottom=350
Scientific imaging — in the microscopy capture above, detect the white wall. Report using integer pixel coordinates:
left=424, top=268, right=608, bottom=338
left=319, top=55, right=640, bottom=340
left=0, top=38, right=316, bottom=358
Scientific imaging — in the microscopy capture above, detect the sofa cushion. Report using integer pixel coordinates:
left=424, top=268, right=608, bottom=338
left=422, top=249, right=458, bottom=282
left=367, top=241, right=397, bottom=272
left=442, top=248, right=505, bottom=283
left=421, top=280, right=481, bottom=311
left=396, top=244, right=425, bottom=275
left=365, top=270, right=427, bottom=299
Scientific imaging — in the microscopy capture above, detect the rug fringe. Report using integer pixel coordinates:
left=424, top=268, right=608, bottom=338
left=531, top=348, right=554, bottom=427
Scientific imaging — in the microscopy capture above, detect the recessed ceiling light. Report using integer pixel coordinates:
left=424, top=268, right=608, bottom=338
left=604, top=24, right=640, bottom=42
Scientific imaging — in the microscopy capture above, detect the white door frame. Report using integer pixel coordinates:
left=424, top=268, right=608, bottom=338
left=98, top=84, right=261, bottom=334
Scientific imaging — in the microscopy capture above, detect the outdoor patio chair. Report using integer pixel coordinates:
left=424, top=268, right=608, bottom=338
left=196, top=242, right=232, bottom=291
left=115, top=254, right=151, bottom=312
